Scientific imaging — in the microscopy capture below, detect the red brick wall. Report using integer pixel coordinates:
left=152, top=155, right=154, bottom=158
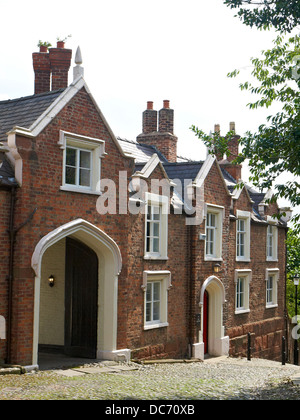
left=126, top=164, right=190, bottom=360
left=0, top=87, right=287, bottom=364
left=0, top=190, right=11, bottom=362
left=8, top=87, right=133, bottom=364
left=226, top=189, right=287, bottom=361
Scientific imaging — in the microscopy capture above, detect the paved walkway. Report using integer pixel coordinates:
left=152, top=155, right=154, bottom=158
left=39, top=354, right=300, bottom=386
left=1, top=356, right=300, bottom=399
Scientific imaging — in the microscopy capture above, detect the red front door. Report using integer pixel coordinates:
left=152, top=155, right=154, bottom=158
left=203, top=291, right=209, bottom=354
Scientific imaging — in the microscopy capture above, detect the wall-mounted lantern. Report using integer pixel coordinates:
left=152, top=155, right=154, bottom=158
left=214, top=263, right=222, bottom=274
left=48, top=275, right=55, bottom=288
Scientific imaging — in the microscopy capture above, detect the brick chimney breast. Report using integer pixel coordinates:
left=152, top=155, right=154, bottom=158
left=49, top=42, right=72, bottom=91
left=33, top=51, right=51, bottom=94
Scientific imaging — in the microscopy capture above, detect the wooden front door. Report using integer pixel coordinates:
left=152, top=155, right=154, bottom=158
left=65, top=237, right=98, bottom=358
left=203, top=291, right=209, bottom=354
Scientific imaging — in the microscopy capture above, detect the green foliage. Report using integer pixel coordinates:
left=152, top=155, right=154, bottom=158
left=229, top=34, right=300, bottom=229
left=224, top=0, right=300, bottom=33
left=37, top=40, right=52, bottom=48
left=286, top=229, right=300, bottom=318
left=192, top=34, right=300, bottom=230
left=190, top=126, right=236, bottom=159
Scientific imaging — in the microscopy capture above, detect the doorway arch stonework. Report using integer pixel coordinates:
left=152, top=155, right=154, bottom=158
left=193, top=276, right=229, bottom=360
left=31, top=218, right=129, bottom=366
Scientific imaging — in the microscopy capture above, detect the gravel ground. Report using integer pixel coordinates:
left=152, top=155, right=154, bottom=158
left=0, top=357, right=300, bottom=400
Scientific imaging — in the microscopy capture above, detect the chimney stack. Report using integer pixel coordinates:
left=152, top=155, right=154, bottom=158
left=33, top=42, right=72, bottom=94
left=137, top=100, right=178, bottom=163
left=142, top=101, right=158, bottom=133
left=213, top=124, right=224, bottom=161
left=33, top=49, right=51, bottom=94
left=159, top=100, right=174, bottom=134
left=216, top=122, right=242, bottom=182
left=49, top=42, right=72, bottom=91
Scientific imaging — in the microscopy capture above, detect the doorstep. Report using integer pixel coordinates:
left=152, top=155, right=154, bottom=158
left=0, top=366, right=23, bottom=376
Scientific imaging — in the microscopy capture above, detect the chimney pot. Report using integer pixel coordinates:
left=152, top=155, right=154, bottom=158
left=163, top=100, right=170, bottom=109
left=147, top=101, right=154, bottom=110
left=230, top=122, right=236, bottom=133
left=214, top=124, right=220, bottom=134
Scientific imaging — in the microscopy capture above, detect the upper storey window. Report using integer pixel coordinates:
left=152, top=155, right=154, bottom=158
left=59, top=130, right=105, bottom=195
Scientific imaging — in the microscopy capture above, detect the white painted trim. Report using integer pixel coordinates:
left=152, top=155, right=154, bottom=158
left=199, top=276, right=226, bottom=306
left=7, top=132, right=23, bottom=186
left=132, top=153, right=174, bottom=185
left=236, top=210, right=251, bottom=262
left=31, top=218, right=122, bottom=277
left=26, top=77, right=128, bottom=159
left=198, top=276, right=228, bottom=358
left=142, top=270, right=172, bottom=331
left=97, top=349, right=131, bottom=362
left=31, top=219, right=123, bottom=366
left=142, top=270, right=172, bottom=291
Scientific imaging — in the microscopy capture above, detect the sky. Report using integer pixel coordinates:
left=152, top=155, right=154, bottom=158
left=0, top=0, right=298, bottom=214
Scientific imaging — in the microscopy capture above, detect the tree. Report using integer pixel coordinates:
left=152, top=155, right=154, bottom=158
left=286, top=228, right=300, bottom=318
left=224, top=0, right=300, bottom=33
left=191, top=34, right=300, bottom=231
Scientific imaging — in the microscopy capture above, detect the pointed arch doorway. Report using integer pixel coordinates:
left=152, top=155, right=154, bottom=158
left=193, top=276, right=229, bottom=360
left=31, top=219, right=130, bottom=367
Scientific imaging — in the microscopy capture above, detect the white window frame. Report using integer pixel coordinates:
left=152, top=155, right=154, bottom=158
left=266, top=224, right=278, bottom=261
left=58, top=130, right=106, bottom=195
left=234, top=269, right=251, bottom=314
left=146, top=281, right=161, bottom=325
left=205, top=204, right=224, bottom=261
left=236, top=210, right=251, bottom=262
left=265, top=268, right=279, bottom=308
left=142, top=271, right=172, bottom=330
left=65, top=146, right=92, bottom=189
left=144, top=192, right=168, bottom=260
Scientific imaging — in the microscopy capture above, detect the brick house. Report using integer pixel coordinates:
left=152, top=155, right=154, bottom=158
left=0, top=43, right=290, bottom=367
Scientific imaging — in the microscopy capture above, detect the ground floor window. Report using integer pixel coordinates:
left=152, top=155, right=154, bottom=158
left=142, top=271, right=172, bottom=330
left=234, top=269, right=251, bottom=314
left=265, top=269, right=279, bottom=308
left=146, top=281, right=161, bottom=323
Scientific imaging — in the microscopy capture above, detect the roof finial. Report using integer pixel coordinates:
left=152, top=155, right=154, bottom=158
left=75, top=46, right=83, bottom=65
left=73, top=46, right=84, bottom=81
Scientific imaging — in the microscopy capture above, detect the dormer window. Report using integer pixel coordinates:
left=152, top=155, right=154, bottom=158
left=58, top=130, right=105, bottom=195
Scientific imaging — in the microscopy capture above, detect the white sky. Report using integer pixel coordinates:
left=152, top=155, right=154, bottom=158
left=0, top=0, right=298, bottom=214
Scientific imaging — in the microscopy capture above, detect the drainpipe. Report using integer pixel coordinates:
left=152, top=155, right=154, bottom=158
left=188, top=223, right=196, bottom=358
left=6, top=185, right=16, bottom=364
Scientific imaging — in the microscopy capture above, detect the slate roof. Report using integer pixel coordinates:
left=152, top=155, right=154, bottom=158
left=0, top=89, right=64, bottom=142
left=117, top=137, right=169, bottom=163
left=163, top=161, right=204, bottom=184
left=117, top=137, right=192, bottom=164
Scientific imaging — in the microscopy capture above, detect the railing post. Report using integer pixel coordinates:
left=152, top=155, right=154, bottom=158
left=247, top=332, right=251, bottom=361
left=282, top=336, right=286, bottom=366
